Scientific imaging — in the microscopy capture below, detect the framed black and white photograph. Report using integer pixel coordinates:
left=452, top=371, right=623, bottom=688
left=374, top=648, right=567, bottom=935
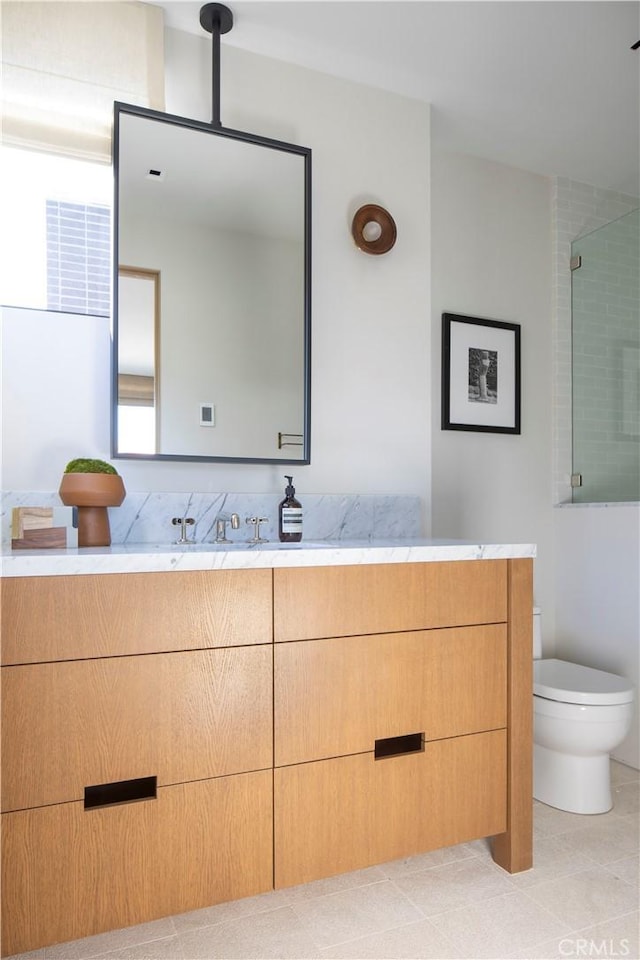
left=441, top=313, right=521, bottom=434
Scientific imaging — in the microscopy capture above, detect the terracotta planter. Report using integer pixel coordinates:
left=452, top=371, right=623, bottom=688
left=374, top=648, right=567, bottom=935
left=59, top=474, right=126, bottom=547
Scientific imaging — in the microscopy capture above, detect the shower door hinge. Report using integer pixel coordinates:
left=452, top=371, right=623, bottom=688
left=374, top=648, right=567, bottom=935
left=570, top=255, right=582, bottom=271
left=570, top=473, right=583, bottom=488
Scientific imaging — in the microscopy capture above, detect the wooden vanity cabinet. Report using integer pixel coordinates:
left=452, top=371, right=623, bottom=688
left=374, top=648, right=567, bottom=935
left=3, top=771, right=272, bottom=955
left=273, top=559, right=507, bottom=642
left=1, top=568, right=272, bottom=664
left=0, top=557, right=532, bottom=956
left=0, top=569, right=274, bottom=958
left=274, top=618, right=509, bottom=886
left=274, top=623, right=507, bottom=766
left=2, top=644, right=273, bottom=812
left=273, top=558, right=533, bottom=886
left=275, top=731, right=507, bottom=887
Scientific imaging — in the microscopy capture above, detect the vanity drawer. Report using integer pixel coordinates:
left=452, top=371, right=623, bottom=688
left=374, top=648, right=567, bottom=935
left=273, top=560, right=507, bottom=642
left=275, top=624, right=506, bottom=766
left=2, top=645, right=272, bottom=812
left=1, top=568, right=273, bottom=665
left=1, top=769, right=273, bottom=957
left=274, top=729, right=506, bottom=888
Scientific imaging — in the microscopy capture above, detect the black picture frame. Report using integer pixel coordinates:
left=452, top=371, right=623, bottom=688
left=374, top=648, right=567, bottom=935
left=441, top=313, right=521, bottom=434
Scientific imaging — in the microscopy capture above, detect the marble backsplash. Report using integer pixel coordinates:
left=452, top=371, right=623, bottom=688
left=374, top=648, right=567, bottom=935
left=1, top=491, right=423, bottom=546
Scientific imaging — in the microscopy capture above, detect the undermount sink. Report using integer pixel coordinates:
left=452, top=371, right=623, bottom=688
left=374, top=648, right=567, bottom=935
left=171, top=540, right=332, bottom=550
left=271, top=541, right=332, bottom=549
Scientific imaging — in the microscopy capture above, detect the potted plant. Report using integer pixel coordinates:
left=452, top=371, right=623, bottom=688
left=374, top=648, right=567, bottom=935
left=58, top=459, right=126, bottom=547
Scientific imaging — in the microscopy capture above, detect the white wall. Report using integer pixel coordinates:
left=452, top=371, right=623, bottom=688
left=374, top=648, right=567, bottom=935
left=0, top=307, right=112, bottom=489
left=1, top=30, right=431, bottom=523
left=430, top=149, right=555, bottom=639
left=554, top=505, right=640, bottom=768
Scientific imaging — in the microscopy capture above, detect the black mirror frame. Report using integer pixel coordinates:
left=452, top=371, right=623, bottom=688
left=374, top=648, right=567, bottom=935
left=111, top=100, right=312, bottom=465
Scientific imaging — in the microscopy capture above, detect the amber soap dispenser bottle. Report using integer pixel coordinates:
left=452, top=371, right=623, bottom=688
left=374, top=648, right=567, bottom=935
left=279, top=475, right=303, bottom=542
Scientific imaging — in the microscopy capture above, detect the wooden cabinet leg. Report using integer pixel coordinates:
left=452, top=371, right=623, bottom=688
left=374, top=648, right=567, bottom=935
left=491, top=558, right=533, bottom=873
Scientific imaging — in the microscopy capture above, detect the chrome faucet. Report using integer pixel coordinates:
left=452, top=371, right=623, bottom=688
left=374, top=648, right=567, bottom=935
left=172, top=516, right=196, bottom=544
left=246, top=516, right=269, bottom=543
left=215, top=513, right=240, bottom=543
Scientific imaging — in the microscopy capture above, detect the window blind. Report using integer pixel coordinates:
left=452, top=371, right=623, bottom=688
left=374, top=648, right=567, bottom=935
left=46, top=199, right=111, bottom=316
left=1, top=1, right=165, bottom=162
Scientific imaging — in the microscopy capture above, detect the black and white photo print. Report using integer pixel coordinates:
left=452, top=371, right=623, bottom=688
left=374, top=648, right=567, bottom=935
left=468, top=348, right=498, bottom=404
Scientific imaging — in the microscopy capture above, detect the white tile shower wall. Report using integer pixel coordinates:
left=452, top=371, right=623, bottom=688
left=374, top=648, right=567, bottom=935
left=552, top=178, right=638, bottom=504
left=0, top=491, right=422, bottom=547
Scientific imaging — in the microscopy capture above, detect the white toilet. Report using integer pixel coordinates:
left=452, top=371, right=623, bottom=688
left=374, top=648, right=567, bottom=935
left=533, top=609, right=635, bottom=815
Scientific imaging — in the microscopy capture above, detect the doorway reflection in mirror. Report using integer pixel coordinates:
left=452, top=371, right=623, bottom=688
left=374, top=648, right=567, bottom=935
left=117, top=266, right=159, bottom=454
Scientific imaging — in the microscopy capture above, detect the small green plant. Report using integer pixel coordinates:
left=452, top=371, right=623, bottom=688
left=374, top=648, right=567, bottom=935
left=64, top=458, right=119, bottom=475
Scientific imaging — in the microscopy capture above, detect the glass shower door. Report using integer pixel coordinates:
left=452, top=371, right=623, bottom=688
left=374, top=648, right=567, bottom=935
left=571, top=209, right=640, bottom=503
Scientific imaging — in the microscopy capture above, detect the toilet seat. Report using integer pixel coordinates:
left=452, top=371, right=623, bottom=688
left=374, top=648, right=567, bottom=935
left=534, top=658, right=634, bottom=706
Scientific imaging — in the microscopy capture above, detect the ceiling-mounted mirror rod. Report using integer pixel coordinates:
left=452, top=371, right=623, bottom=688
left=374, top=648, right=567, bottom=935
left=199, top=2, right=234, bottom=128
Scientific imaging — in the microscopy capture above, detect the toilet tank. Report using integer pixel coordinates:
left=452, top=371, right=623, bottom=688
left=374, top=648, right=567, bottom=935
left=533, top=607, right=542, bottom=659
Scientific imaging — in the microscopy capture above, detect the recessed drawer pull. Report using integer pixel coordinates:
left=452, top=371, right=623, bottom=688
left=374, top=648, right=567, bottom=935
left=374, top=732, right=424, bottom=760
left=84, top=776, right=157, bottom=810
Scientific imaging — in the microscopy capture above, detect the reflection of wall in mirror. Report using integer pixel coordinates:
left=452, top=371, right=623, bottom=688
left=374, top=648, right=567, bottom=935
left=119, top=214, right=304, bottom=458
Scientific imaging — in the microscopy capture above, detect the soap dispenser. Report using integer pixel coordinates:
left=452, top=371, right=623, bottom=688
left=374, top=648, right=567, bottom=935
left=279, top=475, right=302, bottom=542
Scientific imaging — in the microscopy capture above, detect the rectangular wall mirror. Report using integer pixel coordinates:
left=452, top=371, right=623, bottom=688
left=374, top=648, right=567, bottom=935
left=112, top=102, right=311, bottom=463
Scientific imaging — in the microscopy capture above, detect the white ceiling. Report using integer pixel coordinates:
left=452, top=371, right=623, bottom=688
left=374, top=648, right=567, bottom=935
left=157, top=0, right=640, bottom=197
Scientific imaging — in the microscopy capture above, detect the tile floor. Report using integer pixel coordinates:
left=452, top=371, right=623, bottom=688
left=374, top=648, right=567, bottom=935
left=9, top=761, right=639, bottom=960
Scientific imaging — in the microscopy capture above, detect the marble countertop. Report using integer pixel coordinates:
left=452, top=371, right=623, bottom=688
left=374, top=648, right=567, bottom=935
left=0, top=538, right=536, bottom=577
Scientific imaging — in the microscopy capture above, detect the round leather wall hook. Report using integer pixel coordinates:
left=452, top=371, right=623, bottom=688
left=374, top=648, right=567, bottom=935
left=351, top=204, right=397, bottom=255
